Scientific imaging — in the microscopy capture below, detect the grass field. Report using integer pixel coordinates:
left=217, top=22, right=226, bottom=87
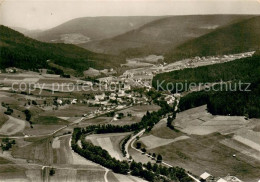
left=139, top=134, right=189, bottom=150
left=0, top=165, right=28, bottom=182
left=23, top=124, right=63, bottom=136
left=79, top=117, right=112, bottom=126
left=12, top=136, right=53, bottom=164
left=174, top=105, right=249, bottom=135
left=0, top=157, right=13, bottom=164
left=43, top=104, right=98, bottom=117
left=137, top=105, right=260, bottom=182
left=32, top=116, right=69, bottom=125
left=149, top=133, right=260, bottom=182
left=108, top=171, right=147, bottom=182
left=111, top=104, right=160, bottom=126
left=47, top=168, right=106, bottom=182
left=0, top=116, right=26, bottom=136
left=52, top=135, right=99, bottom=166
left=0, top=108, right=8, bottom=128
left=86, top=132, right=131, bottom=160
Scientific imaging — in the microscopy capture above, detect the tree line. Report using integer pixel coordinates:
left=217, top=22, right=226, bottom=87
left=71, top=98, right=192, bottom=181
left=154, top=52, right=260, bottom=118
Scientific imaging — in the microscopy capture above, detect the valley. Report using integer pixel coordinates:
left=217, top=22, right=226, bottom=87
left=1, top=11, right=260, bottom=182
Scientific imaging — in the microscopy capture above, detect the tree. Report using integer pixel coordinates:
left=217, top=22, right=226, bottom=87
left=157, top=154, right=162, bottom=163
left=32, top=100, right=37, bottom=105
left=146, top=162, right=152, bottom=171
left=152, top=163, right=158, bottom=172
left=136, top=142, right=141, bottom=149
left=141, top=148, right=146, bottom=153
left=49, top=168, right=55, bottom=176
left=152, top=153, right=156, bottom=159
left=23, top=109, right=31, bottom=121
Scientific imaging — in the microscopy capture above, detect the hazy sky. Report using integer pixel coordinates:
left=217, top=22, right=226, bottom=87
left=0, top=0, right=260, bottom=30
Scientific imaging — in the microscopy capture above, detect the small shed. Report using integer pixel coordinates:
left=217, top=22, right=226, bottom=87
left=200, top=172, right=211, bottom=181
left=217, top=178, right=227, bottom=182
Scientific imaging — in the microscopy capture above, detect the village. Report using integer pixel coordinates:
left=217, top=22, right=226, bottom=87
left=0, top=51, right=259, bottom=182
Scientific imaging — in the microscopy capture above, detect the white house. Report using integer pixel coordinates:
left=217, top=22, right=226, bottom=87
left=216, top=178, right=227, bottom=182
left=118, top=90, right=126, bottom=97
left=95, top=93, right=105, bottom=101
left=57, top=99, right=63, bottom=105
left=200, top=172, right=211, bottom=181
left=71, top=99, right=77, bottom=104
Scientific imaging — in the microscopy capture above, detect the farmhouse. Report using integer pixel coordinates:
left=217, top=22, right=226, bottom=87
left=57, top=99, right=63, bottom=105
left=223, top=176, right=243, bottom=182
left=200, top=172, right=212, bottom=181
left=71, top=99, right=77, bottom=104
left=216, top=178, right=227, bottom=182
left=95, top=93, right=105, bottom=101
left=164, top=95, right=175, bottom=105
left=123, top=84, right=131, bottom=90
left=118, top=90, right=126, bottom=97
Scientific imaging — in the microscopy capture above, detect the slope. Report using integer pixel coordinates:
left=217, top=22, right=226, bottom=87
left=153, top=51, right=260, bottom=118
left=34, top=16, right=163, bottom=43
left=80, top=15, right=253, bottom=56
left=166, top=16, right=260, bottom=62
left=0, top=25, right=123, bottom=76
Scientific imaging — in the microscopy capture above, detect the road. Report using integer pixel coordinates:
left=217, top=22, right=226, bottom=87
left=128, top=124, right=200, bottom=182
left=0, top=100, right=198, bottom=181
left=125, top=129, right=145, bottom=159
left=0, top=104, right=134, bottom=139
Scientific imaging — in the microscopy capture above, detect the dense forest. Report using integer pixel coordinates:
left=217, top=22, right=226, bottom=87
left=153, top=52, right=260, bottom=92
left=165, top=16, right=260, bottom=62
left=0, top=25, right=123, bottom=75
left=178, top=80, right=260, bottom=118
left=154, top=52, right=260, bottom=118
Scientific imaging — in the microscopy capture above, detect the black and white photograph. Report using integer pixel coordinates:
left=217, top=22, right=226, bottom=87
left=0, top=0, right=260, bottom=181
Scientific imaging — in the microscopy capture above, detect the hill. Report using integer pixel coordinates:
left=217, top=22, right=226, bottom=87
left=80, top=15, right=253, bottom=56
left=165, top=16, right=260, bottom=62
left=11, top=27, right=43, bottom=39
left=153, top=51, right=260, bottom=93
left=0, top=25, right=124, bottom=76
left=34, top=16, right=163, bottom=44
left=153, top=51, right=260, bottom=118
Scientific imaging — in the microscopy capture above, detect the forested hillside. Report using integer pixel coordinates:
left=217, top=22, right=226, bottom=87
left=34, top=16, right=162, bottom=42
left=154, top=52, right=260, bottom=118
left=0, top=25, right=123, bottom=75
left=81, top=15, right=252, bottom=56
left=153, top=52, right=260, bottom=92
left=166, top=16, right=260, bottom=62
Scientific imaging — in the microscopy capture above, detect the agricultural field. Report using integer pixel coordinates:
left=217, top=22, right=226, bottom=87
left=139, top=134, right=189, bottom=150
left=43, top=104, right=98, bottom=117
left=0, top=164, right=42, bottom=182
left=0, top=116, right=26, bottom=136
left=0, top=109, right=9, bottom=127
left=136, top=105, right=260, bottom=182
left=111, top=104, right=160, bottom=126
left=174, top=105, right=249, bottom=135
left=79, top=116, right=113, bottom=126
left=86, top=132, right=131, bottom=160
left=107, top=171, right=147, bottom=182
left=78, top=104, right=160, bottom=127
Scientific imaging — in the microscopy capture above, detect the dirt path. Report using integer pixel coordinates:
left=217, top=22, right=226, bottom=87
left=104, top=168, right=109, bottom=182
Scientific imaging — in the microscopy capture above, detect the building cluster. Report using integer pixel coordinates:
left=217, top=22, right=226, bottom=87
left=199, top=172, right=243, bottom=182
left=53, top=88, right=149, bottom=117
